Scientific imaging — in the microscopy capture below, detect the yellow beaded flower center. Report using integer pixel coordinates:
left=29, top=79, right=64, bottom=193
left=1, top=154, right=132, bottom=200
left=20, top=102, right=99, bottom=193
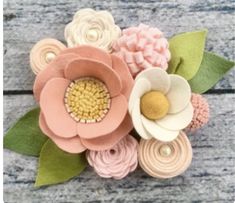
left=65, top=77, right=111, bottom=123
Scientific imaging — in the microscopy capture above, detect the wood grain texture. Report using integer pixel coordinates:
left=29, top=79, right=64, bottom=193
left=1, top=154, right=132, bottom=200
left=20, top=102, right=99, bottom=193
left=3, top=0, right=235, bottom=91
left=3, top=94, right=235, bottom=203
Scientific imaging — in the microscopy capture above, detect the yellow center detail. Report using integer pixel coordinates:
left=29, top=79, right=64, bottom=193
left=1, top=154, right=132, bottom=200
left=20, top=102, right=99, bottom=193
left=140, top=91, right=169, bottom=120
left=65, top=77, right=111, bottom=123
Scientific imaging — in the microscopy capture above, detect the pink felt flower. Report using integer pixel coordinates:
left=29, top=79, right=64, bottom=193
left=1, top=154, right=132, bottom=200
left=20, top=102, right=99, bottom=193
left=33, top=45, right=134, bottom=153
left=87, top=135, right=138, bottom=179
left=113, top=24, right=171, bottom=77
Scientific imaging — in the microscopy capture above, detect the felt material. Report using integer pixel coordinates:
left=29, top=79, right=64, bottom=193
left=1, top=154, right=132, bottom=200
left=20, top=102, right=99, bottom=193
left=188, top=51, right=235, bottom=93
left=77, top=95, right=128, bottom=139
left=156, top=103, right=194, bottom=130
left=39, top=113, right=87, bottom=153
left=35, top=139, right=87, bottom=187
left=141, top=116, right=179, bottom=142
left=135, top=68, right=170, bottom=94
left=168, top=30, right=207, bottom=80
left=80, top=113, right=133, bottom=151
left=40, top=78, right=77, bottom=138
left=64, top=59, right=122, bottom=97
left=4, top=108, right=48, bottom=156
left=166, top=74, right=191, bottom=114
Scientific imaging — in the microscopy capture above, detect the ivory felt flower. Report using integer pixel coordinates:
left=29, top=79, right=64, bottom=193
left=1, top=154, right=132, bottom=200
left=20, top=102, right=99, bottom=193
left=33, top=45, right=134, bottom=153
left=87, top=135, right=138, bottom=179
left=128, top=68, right=194, bottom=142
left=64, top=8, right=121, bottom=53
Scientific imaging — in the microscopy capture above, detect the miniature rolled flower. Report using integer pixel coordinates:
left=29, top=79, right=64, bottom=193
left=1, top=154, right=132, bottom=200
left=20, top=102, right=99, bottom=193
left=138, top=131, right=192, bottom=179
left=87, top=135, right=138, bottom=179
left=33, top=45, right=134, bottom=153
left=186, top=93, right=209, bottom=132
left=64, top=8, right=121, bottom=53
left=113, top=24, right=171, bottom=77
left=128, top=68, right=194, bottom=142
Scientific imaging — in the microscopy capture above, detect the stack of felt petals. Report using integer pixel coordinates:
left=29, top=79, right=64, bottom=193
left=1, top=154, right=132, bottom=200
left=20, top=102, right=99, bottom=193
left=4, top=8, right=234, bottom=187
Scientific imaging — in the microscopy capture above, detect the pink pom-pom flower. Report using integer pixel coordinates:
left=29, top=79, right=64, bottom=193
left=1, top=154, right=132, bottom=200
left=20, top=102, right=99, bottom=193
left=86, top=135, right=138, bottom=179
left=186, top=93, right=209, bottom=132
left=113, top=23, right=171, bottom=77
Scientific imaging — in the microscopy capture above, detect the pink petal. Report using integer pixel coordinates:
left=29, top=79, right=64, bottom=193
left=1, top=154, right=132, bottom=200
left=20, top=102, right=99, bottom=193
left=77, top=95, right=128, bottom=139
left=81, top=113, right=133, bottom=151
left=111, top=55, right=134, bottom=99
left=39, top=113, right=86, bottom=153
left=65, top=59, right=122, bottom=97
left=40, top=78, right=77, bottom=138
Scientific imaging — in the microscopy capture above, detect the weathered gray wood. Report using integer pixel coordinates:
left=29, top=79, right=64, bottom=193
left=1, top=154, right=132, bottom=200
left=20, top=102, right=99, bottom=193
left=3, top=94, right=235, bottom=203
left=3, top=0, right=235, bottom=91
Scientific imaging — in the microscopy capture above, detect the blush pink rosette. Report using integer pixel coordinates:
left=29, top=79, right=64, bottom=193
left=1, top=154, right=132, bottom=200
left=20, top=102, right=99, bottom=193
left=33, top=45, right=134, bottom=153
left=87, top=135, right=138, bottom=179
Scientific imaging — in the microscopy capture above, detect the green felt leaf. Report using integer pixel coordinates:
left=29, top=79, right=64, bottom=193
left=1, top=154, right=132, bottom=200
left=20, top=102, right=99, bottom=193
left=168, top=30, right=207, bottom=80
left=188, top=51, right=235, bottom=93
left=35, top=139, right=87, bottom=187
left=4, top=108, right=48, bottom=156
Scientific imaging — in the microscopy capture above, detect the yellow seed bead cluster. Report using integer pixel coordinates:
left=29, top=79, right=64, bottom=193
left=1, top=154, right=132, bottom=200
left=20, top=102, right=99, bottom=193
left=65, top=77, right=111, bottom=123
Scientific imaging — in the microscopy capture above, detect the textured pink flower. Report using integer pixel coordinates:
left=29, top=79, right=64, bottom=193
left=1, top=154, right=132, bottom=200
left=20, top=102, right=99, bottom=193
left=87, top=135, right=138, bottom=179
left=186, top=93, right=209, bottom=132
left=113, top=23, right=171, bottom=77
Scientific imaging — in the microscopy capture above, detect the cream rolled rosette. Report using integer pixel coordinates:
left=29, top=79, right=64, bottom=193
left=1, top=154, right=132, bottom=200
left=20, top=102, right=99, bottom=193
left=64, top=8, right=121, bottom=52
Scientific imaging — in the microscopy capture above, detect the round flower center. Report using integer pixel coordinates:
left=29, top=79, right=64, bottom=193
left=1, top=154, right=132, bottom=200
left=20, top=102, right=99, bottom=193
left=86, top=29, right=99, bottom=42
left=140, top=91, right=169, bottom=120
left=45, top=52, right=56, bottom=63
left=159, top=144, right=172, bottom=157
left=64, top=77, right=111, bottom=123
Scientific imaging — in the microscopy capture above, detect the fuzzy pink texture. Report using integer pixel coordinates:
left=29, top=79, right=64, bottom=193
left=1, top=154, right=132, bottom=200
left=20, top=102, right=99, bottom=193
left=186, top=93, right=209, bottom=132
left=113, top=23, right=171, bottom=77
left=87, top=135, right=138, bottom=179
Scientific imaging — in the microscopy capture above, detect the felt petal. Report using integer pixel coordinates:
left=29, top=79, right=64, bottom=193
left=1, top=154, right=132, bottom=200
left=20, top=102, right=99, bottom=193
left=131, top=99, right=152, bottom=139
left=156, top=103, right=194, bottom=130
left=40, top=78, right=77, bottom=138
left=135, top=68, right=171, bottom=94
left=141, top=116, right=179, bottom=142
left=80, top=113, right=133, bottom=151
left=128, top=78, right=151, bottom=114
left=166, top=74, right=191, bottom=113
left=39, top=113, right=86, bottom=153
left=65, top=59, right=122, bottom=97
left=77, top=95, right=127, bottom=139
left=60, top=45, right=112, bottom=68
left=33, top=53, right=80, bottom=102
left=111, top=54, right=134, bottom=99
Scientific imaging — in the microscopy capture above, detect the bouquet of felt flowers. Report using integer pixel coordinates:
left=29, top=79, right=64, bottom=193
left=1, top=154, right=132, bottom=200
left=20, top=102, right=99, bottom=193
left=4, top=8, right=234, bottom=186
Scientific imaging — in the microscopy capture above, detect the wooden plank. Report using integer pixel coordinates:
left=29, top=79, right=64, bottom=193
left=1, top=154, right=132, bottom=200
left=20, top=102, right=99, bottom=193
left=3, top=94, right=235, bottom=202
left=3, top=0, right=235, bottom=91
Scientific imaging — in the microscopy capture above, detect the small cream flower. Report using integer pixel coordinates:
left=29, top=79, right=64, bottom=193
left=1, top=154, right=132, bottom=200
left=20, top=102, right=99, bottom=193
left=64, top=8, right=121, bottom=52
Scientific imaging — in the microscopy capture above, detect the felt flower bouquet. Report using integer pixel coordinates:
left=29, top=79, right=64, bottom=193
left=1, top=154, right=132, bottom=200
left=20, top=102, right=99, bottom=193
left=4, top=8, right=234, bottom=186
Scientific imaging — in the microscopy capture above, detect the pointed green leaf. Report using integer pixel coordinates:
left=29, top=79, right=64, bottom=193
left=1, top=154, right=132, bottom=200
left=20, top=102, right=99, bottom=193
left=168, top=30, right=207, bottom=80
left=35, top=139, right=87, bottom=187
left=4, top=108, right=48, bottom=156
left=188, top=52, right=235, bottom=93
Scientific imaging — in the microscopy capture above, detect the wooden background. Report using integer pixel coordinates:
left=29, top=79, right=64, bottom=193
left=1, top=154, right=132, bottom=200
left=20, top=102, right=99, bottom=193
left=3, top=0, right=235, bottom=202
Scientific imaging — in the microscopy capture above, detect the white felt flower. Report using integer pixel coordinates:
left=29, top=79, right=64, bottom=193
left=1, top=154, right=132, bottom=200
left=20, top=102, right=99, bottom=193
left=129, top=68, right=194, bottom=142
left=64, top=8, right=121, bottom=52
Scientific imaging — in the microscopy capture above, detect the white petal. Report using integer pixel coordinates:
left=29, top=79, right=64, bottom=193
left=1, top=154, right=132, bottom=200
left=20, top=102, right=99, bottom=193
left=128, top=78, right=151, bottom=114
left=141, top=116, right=179, bottom=142
left=156, top=103, right=194, bottom=130
left=135, top=68, right=171, bottom=94
left=131, top=99, right=152, bottom=140
left=166, top=74, right=191, bottom=114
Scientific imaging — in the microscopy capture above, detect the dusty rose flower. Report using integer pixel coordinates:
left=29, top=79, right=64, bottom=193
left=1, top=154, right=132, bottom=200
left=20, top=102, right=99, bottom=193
left=87, top=135, right=138, bottom=179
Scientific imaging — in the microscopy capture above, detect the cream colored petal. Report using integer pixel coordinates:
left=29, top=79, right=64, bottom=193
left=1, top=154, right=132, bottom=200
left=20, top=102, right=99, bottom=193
left=131, top=99, right=152, bottom=139
left=135, top=68, right=171, bottom=94
left=128, top=78, right=151, bottom=114
left=141, top=116, right=179, bottom=142
left=156, top=103, right=194, bottom=130
left=166, top=74, right=191, bottom=114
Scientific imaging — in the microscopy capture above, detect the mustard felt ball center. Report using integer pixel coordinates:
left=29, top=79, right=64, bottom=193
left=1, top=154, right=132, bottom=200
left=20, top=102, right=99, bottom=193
left=140, top=91, right=169, bottom=120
